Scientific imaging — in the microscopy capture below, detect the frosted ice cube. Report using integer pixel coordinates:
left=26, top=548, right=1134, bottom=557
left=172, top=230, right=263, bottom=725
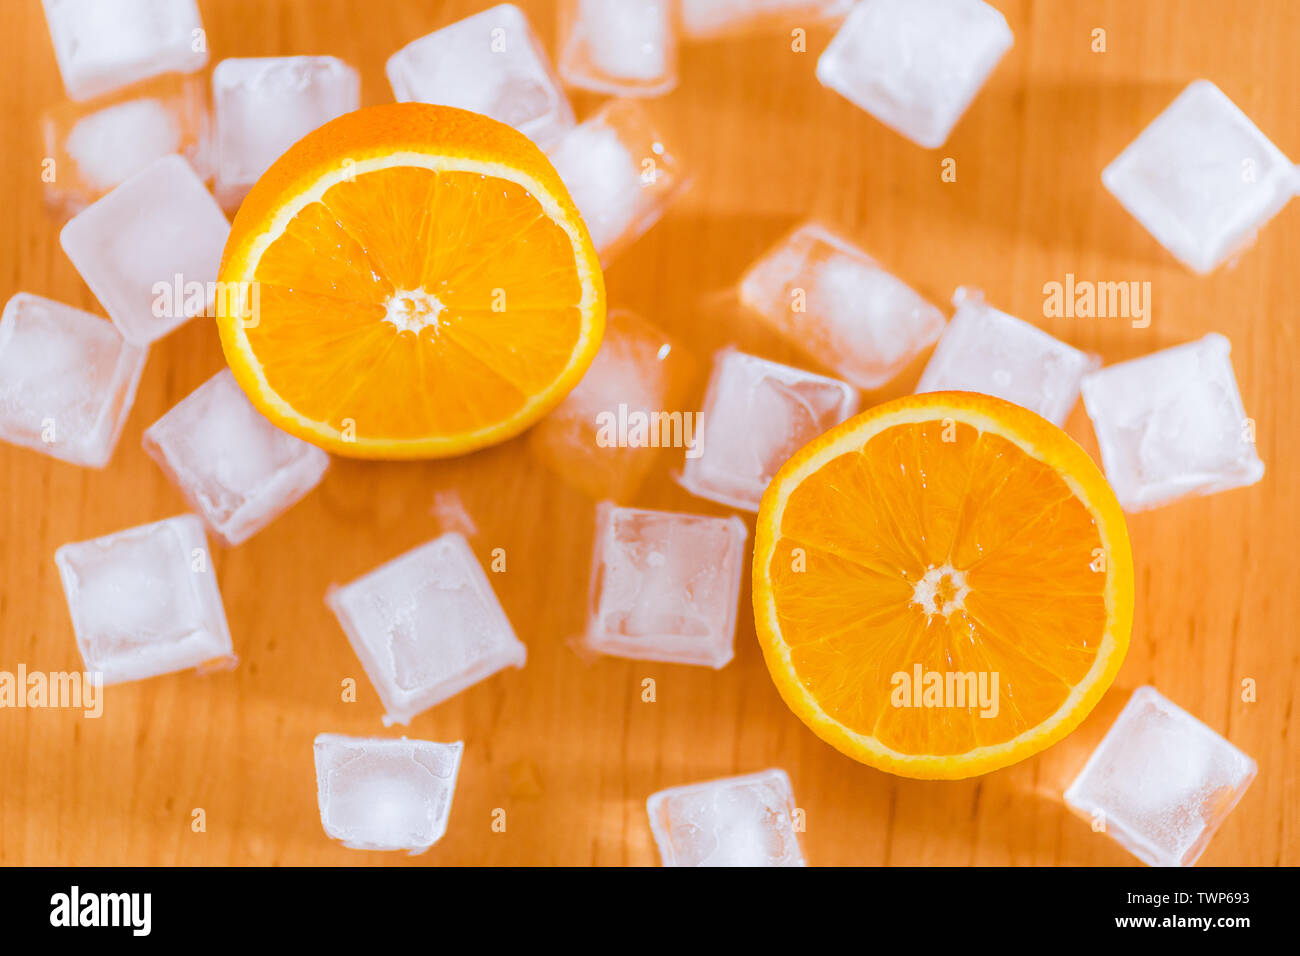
left=1102, top=80, right=1299, bottom=274
left=740, top=222, right=946, bottom=389
left=647, top=769, right=806, bottom=866
left=314, top=733, right=463, bottom=854
left=529, top=310, right=696, bottom=501
left=143, top=369, right=330, bottom=546
left=0, top=293, right=148, bottom=468
left=386, top=3, right=573, bottom=150
left=1064, top=687, right=1256, bottom=867
left=816, top=0, right=1013, bottom=148
left=558, top=0, right=676, bottom=96
left=54, top=514, right=235, bottom=684
left=213, top=56, right=361, bottom=209
left=41, top=73, right=213, bottom=217
left=42, top=0, right=207, bottom=102
left=60, top=154, right=231, bottom=346
left=585, top=503, right=747, bottom=668
left=1080, top=333, right=1263, bottom=512
left=327, top=533, right=526, bottom=725
left=916, top=288, right=1099, bottom=426
left=547, top=99, right=687, bottom=263
left=679, top=0, right=853, bottom=39
left=679, top=349, right=858, bottom=512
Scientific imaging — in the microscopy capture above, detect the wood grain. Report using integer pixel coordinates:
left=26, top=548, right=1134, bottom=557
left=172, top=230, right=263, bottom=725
left=0, top=0, right=1295, bottom=866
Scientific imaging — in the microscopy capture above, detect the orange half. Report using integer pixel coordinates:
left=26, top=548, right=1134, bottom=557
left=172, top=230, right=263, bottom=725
left=217, top=103, right=605, bottom=458
left=753, top=392, right=1134, bottom=779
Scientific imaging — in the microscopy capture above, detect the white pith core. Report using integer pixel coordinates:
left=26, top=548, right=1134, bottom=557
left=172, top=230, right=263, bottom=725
left=911, top=565, right=969, bottom=618
left=383, top=288, right=444, bottom=334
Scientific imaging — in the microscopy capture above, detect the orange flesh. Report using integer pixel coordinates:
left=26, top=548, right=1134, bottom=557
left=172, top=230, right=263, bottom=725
left=766, top=419, right=1107, bottom=757
left=246, top=166, right=585, bottom=441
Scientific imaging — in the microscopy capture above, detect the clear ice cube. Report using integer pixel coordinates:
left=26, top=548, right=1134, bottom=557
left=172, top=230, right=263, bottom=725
left=547, top=98, right=687, bottom=263
left=739, top=222, right=946, bottom=389
left=679, top=349, right=859, bottom=512
left=1080, top=333, right=1264, bottom=512
left=585, top=503, right=748, bottom=668
left=213, top=56, right=361, bottom=209
left=647, top=768, right=806, bottom=866
left=679, top=0, right=853, bottom=40
left=41, top=73, right=213, bottom=217
left=558, top=0, right=677, bottom=96
left=326, top=533, right=526, bottom=725
left=60, top=154, right=231, bottom=346
left=815, top=0, right=1013, bottom=148
left=916, top=288, right=1098, bottom=426
left=42, top=0, right=208, bottom=102
left=386, top=3, right=574, bottom=150
left=1064, top=687, right=1256, bottom=867
left=0, top=292, right=148, bottom=468
left=54, top=514, right=235, bottom=684
left=529, top=309, right=697, bottom=501
left=314, top=733, right=463, bottom=854
left=1102, top=80, right=1299, bottom=274
left=143, top=369, right=331, bottom=546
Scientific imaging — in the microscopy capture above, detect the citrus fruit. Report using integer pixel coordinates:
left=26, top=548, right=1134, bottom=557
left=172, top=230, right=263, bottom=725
left=752, top=392, right=1133, bottom=779
left=216, top=103, right=605, bottom=458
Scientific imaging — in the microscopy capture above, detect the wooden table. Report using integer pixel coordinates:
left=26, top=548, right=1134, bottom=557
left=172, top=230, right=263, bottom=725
left=1, top=0, right=1295, bottom=866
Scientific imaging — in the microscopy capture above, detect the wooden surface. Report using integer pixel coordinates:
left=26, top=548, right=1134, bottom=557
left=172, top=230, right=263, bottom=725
left=1, top=0, right=1297, bottom=867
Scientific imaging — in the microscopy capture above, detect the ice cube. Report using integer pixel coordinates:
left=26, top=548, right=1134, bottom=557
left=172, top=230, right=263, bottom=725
left=1064, top=687, right=1256, bottom=867
left=547, top=99, right=687, bottom=263
left=143, top=369, right=330, bottom=546
left=916, top=288, right=1098, bottom=426
left=1080, top=333, right=1263, bottom=511
left=679, top=0, right=853, bottom=40
left=54, top=514, right=235, bottom=684
left=326, top=533, right=526, bottom=725
left=529, top=310, right=697, bottom=501
left=679, top=349, right=858, bottom=512
left=42, top=0, right=208, bottom=102
left=41, top=73, right=213, bottom=217
left=557, top=0, right=676, bottom=96
left=1102, top=80, right=1299, bottom=274
left=647, top=768, right=806, bottom=866
left=60, top=154, right=231, bottom=346
left=314, top=733, right=463, bottom=854
left=815, top=0, right=1013, bottom=149
left=739, top=222, right=946, bottom=389
left=0, top=293, right=148, bottom=468
left=213, top=56, right=361, bottom=209
left=386, top=3, right=574, bottom=150
left=585, top=502, right=747, bottom=668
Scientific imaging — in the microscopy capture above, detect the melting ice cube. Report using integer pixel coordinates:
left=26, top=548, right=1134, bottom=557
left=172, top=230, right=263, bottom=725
left=0, top=292, right=148, bottom=468
left=314, top=734, right=463, bottom=854
left=1064, top=687, right=1256, bottom=867
left=678, top=349, right=859, bottom=511
left=585, top=502, right=747, bottom=668
left=647, top=768, right=806, bottom=866
left=1080, top=333, right=1264, bottom=511
left=54, top=514, right=235, bottom=684
left=326, top=533, right=526, bottom=724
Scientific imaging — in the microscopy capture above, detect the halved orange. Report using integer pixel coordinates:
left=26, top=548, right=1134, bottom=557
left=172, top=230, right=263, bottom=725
left=753, top=392, right=1133, bottom=779
left=216, top=103, right=605, bottom=458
